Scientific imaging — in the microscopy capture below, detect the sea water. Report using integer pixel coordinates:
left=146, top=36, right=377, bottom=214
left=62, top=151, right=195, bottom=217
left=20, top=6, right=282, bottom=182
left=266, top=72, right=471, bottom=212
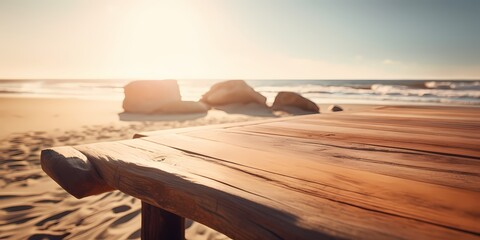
left=0, top=79, right=479, bottom=106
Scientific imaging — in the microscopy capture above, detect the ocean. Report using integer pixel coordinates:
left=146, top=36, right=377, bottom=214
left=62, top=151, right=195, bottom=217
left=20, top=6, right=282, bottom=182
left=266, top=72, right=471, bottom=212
left=0, top=79, right=479, bottom=106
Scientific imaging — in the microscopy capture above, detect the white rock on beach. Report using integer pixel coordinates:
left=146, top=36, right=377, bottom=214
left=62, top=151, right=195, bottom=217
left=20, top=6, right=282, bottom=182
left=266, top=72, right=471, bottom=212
left=122, top=80, right=181, bottom=114
left=272, top=91, right=319, bottom=113
left=201, top=80, right=267, bottom=106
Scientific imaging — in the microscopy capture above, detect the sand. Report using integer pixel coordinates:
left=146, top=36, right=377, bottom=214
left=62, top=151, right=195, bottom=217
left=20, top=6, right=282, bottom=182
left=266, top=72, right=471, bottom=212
left=0, top=96, right=374, bottom=239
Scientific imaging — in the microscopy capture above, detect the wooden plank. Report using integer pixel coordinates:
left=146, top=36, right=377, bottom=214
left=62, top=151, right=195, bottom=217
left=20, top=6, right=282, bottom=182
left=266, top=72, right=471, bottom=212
left=235, top=121, right=480, bottom=158
left=136, top=106, right=480, bottom=139
left=370, top=105, right=480, bottom=117
left=141, top=201, right=184, bottom=240
left=263, top=119, right=480, bottom=148
left=133, top=114, right=313, bottom=138
left=181, top=128, right=480, bottom=191
left=294, top=115, right=480, bottom=139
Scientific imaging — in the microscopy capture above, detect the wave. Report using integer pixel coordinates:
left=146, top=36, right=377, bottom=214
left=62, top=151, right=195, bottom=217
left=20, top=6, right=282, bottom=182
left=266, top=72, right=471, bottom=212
left=425, top=81, right=480, bottom=90
left=371, top=84, right=480, bottom=98
left=256, top=83, right=480, bottom=99
left=254, top=81, right=480, bottom=105
left=1, top=79, right=479, bottom=105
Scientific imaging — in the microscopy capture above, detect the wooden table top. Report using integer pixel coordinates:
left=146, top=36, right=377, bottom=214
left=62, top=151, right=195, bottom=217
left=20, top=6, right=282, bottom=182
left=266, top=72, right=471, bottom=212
left=41, top=106, right=480, bottom=239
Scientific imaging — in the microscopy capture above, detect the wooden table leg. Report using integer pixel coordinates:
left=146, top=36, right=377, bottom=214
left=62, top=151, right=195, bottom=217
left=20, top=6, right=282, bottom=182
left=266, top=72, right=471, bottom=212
left=141, top=201, right=185, bottom=240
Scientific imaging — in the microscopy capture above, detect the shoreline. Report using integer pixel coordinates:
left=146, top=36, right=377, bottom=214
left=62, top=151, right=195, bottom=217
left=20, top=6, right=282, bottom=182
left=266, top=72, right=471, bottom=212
left=0, top=95, right=381, bottom=139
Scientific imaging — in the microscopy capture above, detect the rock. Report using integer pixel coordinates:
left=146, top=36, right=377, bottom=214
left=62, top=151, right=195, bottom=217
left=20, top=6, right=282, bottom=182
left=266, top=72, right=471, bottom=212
left=328, top=105, right=343, bottom=112
left=155, top=101, right=210, bottom=114
left=122, top=80, right=181, bottom=114
left=272, top=92, right=319, bottom=113
left=330, top=106, right=343, bottom=112
left=201, top=80, right=267, bottom=106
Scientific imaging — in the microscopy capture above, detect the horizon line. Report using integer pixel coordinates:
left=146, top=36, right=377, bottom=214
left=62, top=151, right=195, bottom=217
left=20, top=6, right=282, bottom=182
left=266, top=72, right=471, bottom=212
left=1, top=78, right=479, bottom=81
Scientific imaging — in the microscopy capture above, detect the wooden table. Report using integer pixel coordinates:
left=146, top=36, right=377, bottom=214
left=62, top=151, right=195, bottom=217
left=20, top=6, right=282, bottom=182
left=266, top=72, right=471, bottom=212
left=41, top=106, right=480, bottom=239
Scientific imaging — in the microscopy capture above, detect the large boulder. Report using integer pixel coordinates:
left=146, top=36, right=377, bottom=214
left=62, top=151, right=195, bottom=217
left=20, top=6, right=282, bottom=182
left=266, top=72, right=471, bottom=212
left=201, top=80, right=267, bottom=106
left=272, top=92, right=319, bottom=113
left=122, top=80, right=181, bottom=114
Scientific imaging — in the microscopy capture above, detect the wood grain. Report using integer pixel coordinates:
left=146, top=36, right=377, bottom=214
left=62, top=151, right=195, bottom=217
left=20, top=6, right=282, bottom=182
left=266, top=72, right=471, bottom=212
left=41, top=106, right=480, bottom=240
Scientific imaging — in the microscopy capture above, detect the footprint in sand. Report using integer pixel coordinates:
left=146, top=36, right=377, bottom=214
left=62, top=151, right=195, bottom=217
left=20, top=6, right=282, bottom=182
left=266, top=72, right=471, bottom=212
left=6, top=148, right=24, bottom=157
left=27, top=233, right=70, bottom=240
left=6, top=160, right=29, bottom=169
left=111, top=205, right=131, bottom=214
left=35, top=209, right=79, bottom=228
left=34, top=199, right=62, bottom=204
left=2, top=205, right=34, bottom=212
left=56, top=136, right=70, bottom=143
left=110, top=209, right=141, bottom=227
left=126, top=229, right=141, bottom=239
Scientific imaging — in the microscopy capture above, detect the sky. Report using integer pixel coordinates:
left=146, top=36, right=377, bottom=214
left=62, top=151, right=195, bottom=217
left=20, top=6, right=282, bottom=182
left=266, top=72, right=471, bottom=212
left=0, top=0, right=479, bottom=79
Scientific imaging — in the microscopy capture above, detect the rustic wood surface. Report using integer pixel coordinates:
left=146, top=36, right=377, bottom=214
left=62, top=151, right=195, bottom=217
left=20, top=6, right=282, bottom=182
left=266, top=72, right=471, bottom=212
left=41, top=106, right=480, bottom=239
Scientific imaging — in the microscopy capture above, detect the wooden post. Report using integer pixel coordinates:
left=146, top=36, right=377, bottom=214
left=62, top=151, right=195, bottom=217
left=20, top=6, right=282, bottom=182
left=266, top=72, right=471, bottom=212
left=141, top=201, right=185, bottom=240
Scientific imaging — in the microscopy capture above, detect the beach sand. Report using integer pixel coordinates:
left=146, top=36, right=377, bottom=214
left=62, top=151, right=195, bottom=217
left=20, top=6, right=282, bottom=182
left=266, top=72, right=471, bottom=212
left=0, top=96, right=374, bottom=239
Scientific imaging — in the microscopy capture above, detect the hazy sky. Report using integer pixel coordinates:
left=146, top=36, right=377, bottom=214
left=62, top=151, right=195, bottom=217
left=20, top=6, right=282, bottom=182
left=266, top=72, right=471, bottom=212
left=0, top=0, right=479, bottom=79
